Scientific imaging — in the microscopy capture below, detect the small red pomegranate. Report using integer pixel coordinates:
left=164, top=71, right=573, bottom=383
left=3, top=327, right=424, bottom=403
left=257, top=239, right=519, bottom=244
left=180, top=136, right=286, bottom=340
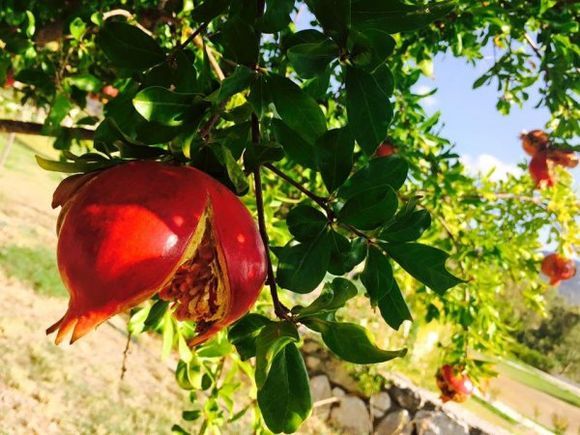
left=101, top=84, right=119, bottom=100
left=541, top=253, right=576, bottom=286
left=547, top=149, right=579, bottom=169
left=3, top=70, right=15, bottom=88
left=529, top=151, right=553, bottom=188
left=48, top=161, right=267, bottom=346
left=374, top=142, right=397, bottom=158
left=435, top=365, right=474, bottom=403
left=521, top=130, right=549, bottom=156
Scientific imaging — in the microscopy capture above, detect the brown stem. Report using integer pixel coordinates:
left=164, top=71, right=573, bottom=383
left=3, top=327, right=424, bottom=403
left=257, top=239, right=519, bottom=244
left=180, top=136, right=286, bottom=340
left=176, top=22, right=208, bottom=51
left=120, top=332, right=132, bottom=381
left=0, top=119, right=95, bottom=140
left=251, top=115, right=291, bottom=320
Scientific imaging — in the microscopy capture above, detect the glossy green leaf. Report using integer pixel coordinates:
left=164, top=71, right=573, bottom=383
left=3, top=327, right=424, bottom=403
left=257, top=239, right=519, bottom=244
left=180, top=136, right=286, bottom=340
left=248, top=74, right=272, bottom=119
left=293, top=277, right=358, bottom=318
left=348, top=28, right=395, bottom=71
left=43, top=93, right=73, bottom=135
left=339, top=156, right=408, bottom=199
left=257, top=343, right=312, bottom=434
left=133, top=87, right=198, bottom=126
left=191, top=0, right=231, bottom=22
left=257, top=0, right=295, bottom=33
left=243, top=142, right=285, bottom=172
left=378, top=279, right=412, bottom=331
left=315, top=127, right=354, bottom=193
left=268, top=74, right=327, bottom=144
left=228, top=314, right=272, bottom=360
left=304, top=0, right=351, bottom=45
left=382, top=242, right=464, bottom=295
left=351, top=0, right=455, bottom=34
left=338, top=186, right=398, bottom=230
left=220, top=17, right=259, bottom=66
left=345, top=65, right=394, bottom=154
left=213, top=65, right=255, bottom=103
left=65, top=73, right=102, bottom=92
left=255, top=321, right=300, bottom=388
left=329, top=234, right=367, bottom=275
left=98, top=21, right=165, bottom=70
left=287, top=38, right=339, bottom=79
left=277, top=231, right=332, bottom=293
left=271, top=119, right=316, bottom=168
left=304, top=318, right=407, bottom=364
left=287, top=204, right=329, bottom=242
left=380, top=209, right=432, bottom=242
left=211, top=144, right=249, bottom=195
left=35, top=155, right=116, bottom=174
left=144, top=300, right=170, bottom=330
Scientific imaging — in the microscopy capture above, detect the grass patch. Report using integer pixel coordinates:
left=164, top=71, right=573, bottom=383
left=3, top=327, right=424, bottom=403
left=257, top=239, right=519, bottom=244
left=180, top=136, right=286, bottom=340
left=0, top=244, right=66, bottom=298
left=499, top=360, right=580, bottom=408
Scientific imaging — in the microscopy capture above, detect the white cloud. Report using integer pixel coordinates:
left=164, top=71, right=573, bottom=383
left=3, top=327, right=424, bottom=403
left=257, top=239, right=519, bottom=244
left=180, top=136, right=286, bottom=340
left=414, top=85, right=438, bottom=107
left=460, top=154, right=522, bottom=181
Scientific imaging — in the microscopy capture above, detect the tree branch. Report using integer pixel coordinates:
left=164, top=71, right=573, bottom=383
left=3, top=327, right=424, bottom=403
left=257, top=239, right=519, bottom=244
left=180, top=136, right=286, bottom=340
left=0, top=119, right=95, bottom=140
left=251, top=116, right=291, bottom=320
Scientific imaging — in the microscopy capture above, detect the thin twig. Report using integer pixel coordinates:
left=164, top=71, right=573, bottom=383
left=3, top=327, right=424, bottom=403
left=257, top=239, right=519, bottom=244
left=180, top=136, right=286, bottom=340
left=263, top=163, right=329, bottom=209
left=251, top=115, right=291, bottom=320
left=524, top=33, right=542, bottom=59
left=177, top=22, right=208, bottom=51
left=120, top=332, right=132, bottom=381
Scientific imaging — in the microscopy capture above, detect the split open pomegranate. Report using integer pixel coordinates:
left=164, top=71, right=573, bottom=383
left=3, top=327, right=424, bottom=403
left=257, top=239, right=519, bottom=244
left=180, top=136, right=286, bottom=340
left=435, top=365, right=474, bottom=403
left=47, top=161, right=267, bottom=346
left=541, top=253, right=576, bottom=286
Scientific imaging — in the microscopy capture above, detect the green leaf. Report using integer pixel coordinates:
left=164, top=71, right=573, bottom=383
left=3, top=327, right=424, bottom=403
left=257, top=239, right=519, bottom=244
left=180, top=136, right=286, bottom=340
left=348, top=28, right=395, bottom=71
left=248, top=74, right=272, bottom=119
left=339, top=156, right=408, bottom=199
left=182, top=410, right=201, bottom=421
left=175, top=359, right=202, bottom=390
left=65, top=73, right=102, bottom=92
left=378, top=279, right=412, bottom=331
left=338, top=186, right=398, bottom=230
left=133, top=87, right=198, bottom=126
left=382, top=242, right=464, bottom=295
left=213, top=65, right=255, bottom=103
left=361, top=245, right=393, bottom=306
left=162, top=313, right=174, bottom=360
left=277, top=231, right=332, bottom=293
left=243, top=142, right=285, bottom=172
left=228, top=314, right=273, bottom=360
left=287, top=38, right=339, bottom=79
left=305, top=0, right=351, bottom=46
left=35, top=155, right=116, bottom=174
left=361, top=246, right=411, bottom=329
left=211, top=144, right=249, bottom=194
left=380, top=209, right=431, bottom=242
left=345, top=65, right=394, bottom=154
left=304, top=318, right=407, bottom=364
left=255, top=321, right=300, bottom=388
left=271, top=119, right=316, bottom=168
left=282, top=29, right=329, bottom=51
left=315, top=127, right=354, bottom=193
left=257, top=0, right=295, bottom=33
left=328, top=233, right=367, bottom=275
left=293, top=277, right=358, bottom=318
left=257, top=343, right=312, bottom=434
left=98, top=21, right=165, bottom=70
left=69, top=17, right=86, bottom=40
left=268, top=74, right=327, bottom=144
left=191, top=0, right=231, bottom=22
left=287, top=204, right=329, bottom=242
left=144, top=300, right=169, bottom=330
left=43, top=93, right=73, bottom=135
left=220, top=17, right=259, bottom=66
left=351, top=0, right=455, bottom=34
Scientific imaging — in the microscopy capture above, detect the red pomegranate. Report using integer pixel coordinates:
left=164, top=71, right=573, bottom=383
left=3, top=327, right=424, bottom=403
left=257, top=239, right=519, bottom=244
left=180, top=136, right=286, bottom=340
left=101, top=84, right=119, bottom=100
left=374, top=142, right=397, bottom=158
left=47, top=161, right=267, bottom=346
left=529, top=151, right=553, bottom=188
left=541, top=253, right=576, bottom=286
left=435, top=365, right=474, bottom=403
left=547, top=149, right=579, bottom=169
left=521, top=130, right=549, bottom=156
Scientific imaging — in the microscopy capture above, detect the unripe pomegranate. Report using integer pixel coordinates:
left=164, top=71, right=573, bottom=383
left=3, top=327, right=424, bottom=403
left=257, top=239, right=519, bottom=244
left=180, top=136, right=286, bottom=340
left=47, top=161, right=267, bottom=346
left=541, top=253, right=576, bottom=286
left=547, top=149, right=579, bottom=169
left=374, top=142, right=397, bottom=158
left=435, top=365, right=474, bottom=403
left=529, top=151, right=553, bottom=188
left=521, top=130, right=549, bottom=156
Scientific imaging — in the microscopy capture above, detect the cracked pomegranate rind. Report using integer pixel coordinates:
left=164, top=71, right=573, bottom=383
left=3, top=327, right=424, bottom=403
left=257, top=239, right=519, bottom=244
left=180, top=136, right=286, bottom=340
left=47, top=161, right=267, bottom=346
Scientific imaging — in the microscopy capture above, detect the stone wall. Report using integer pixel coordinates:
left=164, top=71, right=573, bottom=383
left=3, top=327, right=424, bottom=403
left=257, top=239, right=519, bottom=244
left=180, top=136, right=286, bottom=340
left=302, top=338, right=492, bottom=435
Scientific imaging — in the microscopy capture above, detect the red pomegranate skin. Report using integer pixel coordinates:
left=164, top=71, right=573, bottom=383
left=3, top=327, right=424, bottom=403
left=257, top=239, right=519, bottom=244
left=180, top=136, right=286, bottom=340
left=529, top=151, right=553, bottom=188
left=521, top=130, right=549, bottom=157
left=374, top=142, right=396, bottom=158
left=48, top=161, right=267, bottom=345
left=547, top=149, right=579, bottom=169
left=436, top=365, right=473, bottom=403
left=541, top=253, right=576, bottom=286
